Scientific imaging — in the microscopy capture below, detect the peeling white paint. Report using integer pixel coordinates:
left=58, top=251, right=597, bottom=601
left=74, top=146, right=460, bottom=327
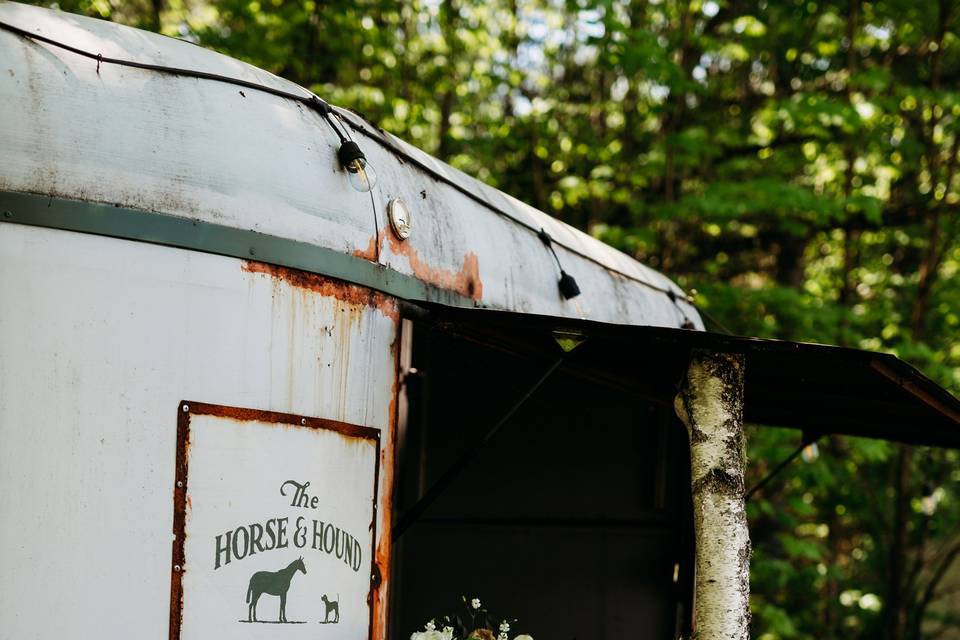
left=0, top=1, right=701, bottom=328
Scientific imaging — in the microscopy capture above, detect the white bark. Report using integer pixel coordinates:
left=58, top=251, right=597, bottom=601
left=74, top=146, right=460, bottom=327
left=674, top=350, right=750, bottom=640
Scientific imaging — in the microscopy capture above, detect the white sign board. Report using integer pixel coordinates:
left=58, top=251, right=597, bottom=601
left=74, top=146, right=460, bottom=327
left=171, top=402, right=380, bottom=640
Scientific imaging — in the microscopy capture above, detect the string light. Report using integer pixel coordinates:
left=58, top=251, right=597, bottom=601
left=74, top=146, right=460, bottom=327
left=336, top=140, right=378, bottom=193
left=537, top=228, right=581, bottom=300
left=921, top=482, right=938, bottom=517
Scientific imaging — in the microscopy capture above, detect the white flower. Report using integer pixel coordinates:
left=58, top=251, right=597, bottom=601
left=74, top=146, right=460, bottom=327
left=411, top=632, right=450, bottom=640
left=426, top=620, right=436, bottom=631
left=443, top=627, right=455, bottom=636
left=498, top=634, right=508, bottom=640
left=514, top=636, right=534, bottom=640
left=471, top=598, right=481, bottom=610
left=499, top=622, right=510, bottom=633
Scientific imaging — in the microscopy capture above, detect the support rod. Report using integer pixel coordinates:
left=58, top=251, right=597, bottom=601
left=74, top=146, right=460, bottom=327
left=392, top=357, right=565, bottom=541
left=745, top=432, right=820, bottom=500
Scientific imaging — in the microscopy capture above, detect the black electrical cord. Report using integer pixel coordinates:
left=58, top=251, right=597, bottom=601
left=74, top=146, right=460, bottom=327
left=1, top=17, right=710, bottom=319
left=1, top=19, right=317, bottom=106
left=538, top=228, right=565, bottom=272
left=367, top=184, right=382, bottom=262
left=317, top=103, right=349, bottom=143
left=0, top=18, right=389, bottom=263
left=537, top=228, right=581, bottom=299
left=0, top=19, right=352, bottom=149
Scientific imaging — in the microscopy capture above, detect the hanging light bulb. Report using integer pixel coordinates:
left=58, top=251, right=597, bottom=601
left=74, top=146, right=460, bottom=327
left=337, top=140, right=378, bottom=192
left=921, top=482, right=938, bottom=517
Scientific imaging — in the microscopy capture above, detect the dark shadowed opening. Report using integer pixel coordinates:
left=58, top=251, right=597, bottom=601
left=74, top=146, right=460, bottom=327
left=389, top=320, right=695, bottom=640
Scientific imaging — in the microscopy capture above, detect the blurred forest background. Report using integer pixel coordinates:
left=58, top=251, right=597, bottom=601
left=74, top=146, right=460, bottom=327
left=26, top=0, right=960, bottom=637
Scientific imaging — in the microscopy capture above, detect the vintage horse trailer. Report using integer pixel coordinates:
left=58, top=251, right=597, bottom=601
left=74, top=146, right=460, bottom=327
left=3, top=3, right=960, bottom=640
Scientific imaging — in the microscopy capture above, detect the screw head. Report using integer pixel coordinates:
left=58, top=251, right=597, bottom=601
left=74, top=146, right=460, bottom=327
left=301, top=418, right=307, bottom=425
left=176, top=480, right=183, bottom=488
left=174, top=564, right=182, bottom=572
left=182, top=404, right=189, bottom=412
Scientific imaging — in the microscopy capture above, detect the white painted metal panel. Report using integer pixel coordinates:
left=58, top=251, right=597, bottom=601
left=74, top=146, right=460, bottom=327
left=0, top=224, right=397, bottom=639
left=0, top=2, right=701, bottom=328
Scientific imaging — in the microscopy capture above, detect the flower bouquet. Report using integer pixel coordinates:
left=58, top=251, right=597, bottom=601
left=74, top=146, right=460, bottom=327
left=409, top=596, right=532, bottom=640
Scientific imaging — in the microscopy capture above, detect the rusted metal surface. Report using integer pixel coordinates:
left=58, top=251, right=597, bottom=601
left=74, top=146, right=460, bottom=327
left=170, top=403, right=189, bottom=640
left=0, top=224, right=399, bottom=639
left=240, top=259, right=400, bottom=639
left=242, top=260, right=401, bottom=322
left=369, top=314, right=404, bottom=640
left=0, top=1, right=699, bottom=328
left=354, top=229, right=483, bottom=301
left=171, top=401, right=382, bottom=640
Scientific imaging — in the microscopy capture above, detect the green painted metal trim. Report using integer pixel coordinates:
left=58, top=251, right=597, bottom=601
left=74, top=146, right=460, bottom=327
left=0, top=191, right=476, bottom=308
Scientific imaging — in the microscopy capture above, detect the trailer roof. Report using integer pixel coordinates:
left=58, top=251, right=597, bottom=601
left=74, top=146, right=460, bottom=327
left=0, top=1, right=699, bottom=329
left=3, top=3, right=958, bottom=447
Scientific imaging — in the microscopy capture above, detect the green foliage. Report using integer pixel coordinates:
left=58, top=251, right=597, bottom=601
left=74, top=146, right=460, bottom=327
left=27, top=0, right=960, bottom=637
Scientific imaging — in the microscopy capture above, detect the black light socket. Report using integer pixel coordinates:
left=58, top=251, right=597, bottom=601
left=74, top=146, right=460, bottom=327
left=337, top=140, right=365, bottom=168
left=559, top=270, right=581, bottom=300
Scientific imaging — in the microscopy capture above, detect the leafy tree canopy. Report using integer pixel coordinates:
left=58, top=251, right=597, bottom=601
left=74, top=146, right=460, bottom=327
left=26, top=0, right=960, bottom=637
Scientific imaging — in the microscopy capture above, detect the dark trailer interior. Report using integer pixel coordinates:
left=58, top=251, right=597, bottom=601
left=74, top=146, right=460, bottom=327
left=389, top=305, right=960, bottom=640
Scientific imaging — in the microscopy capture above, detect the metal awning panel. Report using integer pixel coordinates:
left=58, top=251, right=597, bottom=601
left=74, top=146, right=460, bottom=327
left=409, top=303, right=960, bottom=448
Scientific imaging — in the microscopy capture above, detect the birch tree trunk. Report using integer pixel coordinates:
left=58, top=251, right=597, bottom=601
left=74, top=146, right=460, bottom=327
left=674, top=350, right=750, bottom=640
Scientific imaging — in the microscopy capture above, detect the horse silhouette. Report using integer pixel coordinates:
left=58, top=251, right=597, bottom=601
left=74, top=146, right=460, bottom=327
left=246, top=557, right=307, bottom=623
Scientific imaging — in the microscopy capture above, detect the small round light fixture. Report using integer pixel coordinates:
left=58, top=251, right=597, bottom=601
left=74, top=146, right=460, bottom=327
left=387, top=197, right=412, bottom=240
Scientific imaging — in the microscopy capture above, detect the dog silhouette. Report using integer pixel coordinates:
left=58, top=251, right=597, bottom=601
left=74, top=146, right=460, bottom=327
left=321, top=594, right=340, bottom=623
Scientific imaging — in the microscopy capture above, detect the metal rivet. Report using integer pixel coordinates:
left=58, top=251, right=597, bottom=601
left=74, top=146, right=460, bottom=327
left=176, top=481, right=183, bottom=488
left=182, top=404, right=189, bottom=412
left=2, top=211, right=11, bottom=218
left=174, top=564, right=182, bottom=572
left=301, top=418, right=307, bottom=425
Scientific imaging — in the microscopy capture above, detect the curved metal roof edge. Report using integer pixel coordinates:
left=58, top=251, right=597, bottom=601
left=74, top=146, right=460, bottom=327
left=0, top=1, right=695, bottom=313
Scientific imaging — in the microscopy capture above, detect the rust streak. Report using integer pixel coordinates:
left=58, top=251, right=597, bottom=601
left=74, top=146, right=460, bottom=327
left=386, top=230, right=483, bottom=300
left=369, top=319, right=402, bottom=640
left=242, top=261, right=400, bottom=321
left=353, top=233, right=381, bottom=262
left=353, top=230, right=484, bottom=300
